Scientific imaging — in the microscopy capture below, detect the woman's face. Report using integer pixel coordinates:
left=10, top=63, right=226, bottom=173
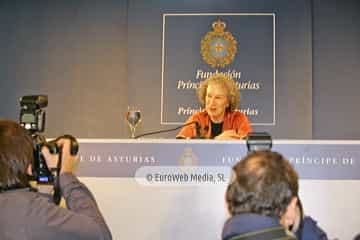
left=205, top=83, right=229, bottom=123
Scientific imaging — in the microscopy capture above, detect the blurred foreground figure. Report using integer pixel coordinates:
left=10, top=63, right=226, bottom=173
left=223, top=150, right=328, bottom=240
left=0, top=119, right=112, bottom=240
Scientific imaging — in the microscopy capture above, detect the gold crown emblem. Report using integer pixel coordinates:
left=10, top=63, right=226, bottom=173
left=212, top=19, right=226, bottom=32
left=201, top=19, right=237, bottom=68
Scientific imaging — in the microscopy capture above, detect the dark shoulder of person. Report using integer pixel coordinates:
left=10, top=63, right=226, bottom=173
left=296, top=216, right=328, bottom=240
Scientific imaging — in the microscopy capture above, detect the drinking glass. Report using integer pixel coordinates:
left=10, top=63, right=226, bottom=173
left=125, top=107, right=141, bottom=138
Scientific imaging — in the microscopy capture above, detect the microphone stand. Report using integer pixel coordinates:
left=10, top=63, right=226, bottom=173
left=134, top=121, right=199, bottom=139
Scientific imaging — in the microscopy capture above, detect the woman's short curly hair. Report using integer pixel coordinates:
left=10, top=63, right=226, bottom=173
left=197, top=73, right=239, bottom=112
left=226, top=150, right=299, bottom=218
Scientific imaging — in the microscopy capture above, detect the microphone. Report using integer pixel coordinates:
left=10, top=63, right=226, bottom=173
left=195, top=122, right=201, bottom=139
left=204, top=125, right=209, bottom=133
left=134, top=121, right=200, bottom=139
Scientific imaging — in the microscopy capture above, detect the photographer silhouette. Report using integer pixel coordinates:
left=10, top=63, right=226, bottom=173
left=0, top=119, right=112, bottom=240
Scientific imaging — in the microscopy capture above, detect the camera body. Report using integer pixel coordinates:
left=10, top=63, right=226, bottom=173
left=246, top=132, right=272, bottom=152
left=19, top=95, right=79, bottom=204
left=19, top=95, right=58, bottom=184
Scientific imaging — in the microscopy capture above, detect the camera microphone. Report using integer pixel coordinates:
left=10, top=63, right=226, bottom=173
left=134, top=121, right=200, bottom=139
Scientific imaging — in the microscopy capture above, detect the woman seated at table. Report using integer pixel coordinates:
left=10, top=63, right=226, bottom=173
left=176, top=73, right=252, bottom=140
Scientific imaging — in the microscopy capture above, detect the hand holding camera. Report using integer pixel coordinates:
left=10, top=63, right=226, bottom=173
left=41, top=135, right=79, bottom=175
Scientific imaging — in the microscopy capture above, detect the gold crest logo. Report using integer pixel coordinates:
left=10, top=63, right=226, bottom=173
left=201, top=19, right=237, bottom=68
left=178, top=147, right=198, bottom=166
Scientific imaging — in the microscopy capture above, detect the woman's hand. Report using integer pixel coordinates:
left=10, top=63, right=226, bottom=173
left=214, top=130, right=244, bottom=140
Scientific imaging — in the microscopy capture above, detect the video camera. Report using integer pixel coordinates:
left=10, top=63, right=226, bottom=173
left=19, top=95, right=78, bottom=185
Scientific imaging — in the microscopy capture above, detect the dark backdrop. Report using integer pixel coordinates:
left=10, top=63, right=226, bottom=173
left=0, top=0, right=359, bottom=139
